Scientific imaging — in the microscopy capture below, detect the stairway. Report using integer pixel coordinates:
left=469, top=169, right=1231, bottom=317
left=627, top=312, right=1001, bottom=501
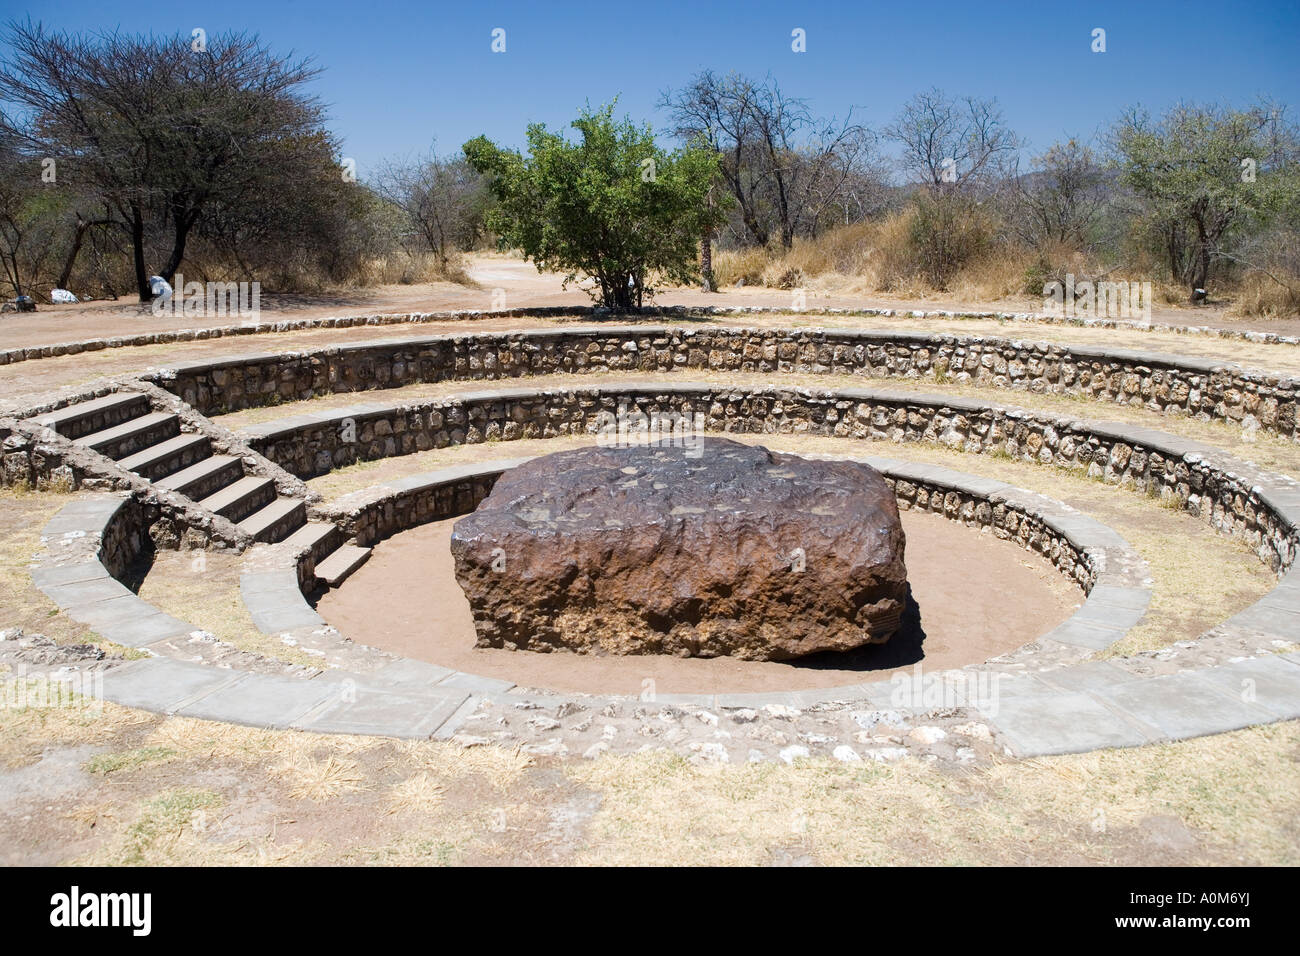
left=33, top=391, right=370, bottom=588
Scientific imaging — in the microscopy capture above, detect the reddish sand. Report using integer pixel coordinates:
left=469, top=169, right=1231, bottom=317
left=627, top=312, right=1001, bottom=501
left=316, top=508, right=1079, bottom=696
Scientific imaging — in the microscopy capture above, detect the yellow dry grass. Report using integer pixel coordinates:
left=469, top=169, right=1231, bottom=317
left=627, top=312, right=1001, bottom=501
left=564, top=721, right=1300, bottom=866
left=386, top=772, right=447, bottom=814
left=135, top=549, right=322, bottom=668
left=0, top=687, right=155, bottom=769
left=0, top=673, right=1292, bottom=865
left=713, top=217, right=1300, bottom=318
left=0, top=488, right=129, bottom=652
left=393, top=736, right=535, bottom=789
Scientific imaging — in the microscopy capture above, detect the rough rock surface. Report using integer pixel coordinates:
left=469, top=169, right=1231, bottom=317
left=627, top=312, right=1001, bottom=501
left=450, top=438, right=908, bottom=660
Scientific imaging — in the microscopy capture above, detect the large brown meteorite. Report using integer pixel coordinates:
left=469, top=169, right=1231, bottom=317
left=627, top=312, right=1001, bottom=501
left=450, top=438, right=907, bottom=660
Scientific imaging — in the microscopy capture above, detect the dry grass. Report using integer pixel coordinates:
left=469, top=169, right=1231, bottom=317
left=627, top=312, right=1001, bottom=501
left=0, top=687, right=155, bottom=770
left=565, top=721, right=1300, bottom=866
left=1, top=674, right=1293, bottom=865
left=394, top=736, right=535, bottom=790
left=1231, top=272, right=1300, bottom=318
left=386, top=772, right=447, bottom=814
left=715, top=211, right=1041, bottom=306
left=135, top=548, right=322, bottom=668
left=712, top=216, right=1300, bottom=318
left=279, top=754, right=367, bottom=802
left=359, top=250, right=478, bottom=288
left=0, top=489, right=144, bottom=658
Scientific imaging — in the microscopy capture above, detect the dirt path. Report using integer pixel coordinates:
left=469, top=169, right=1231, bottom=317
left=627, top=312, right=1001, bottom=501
left=3, top=253, right=1296, bottom=351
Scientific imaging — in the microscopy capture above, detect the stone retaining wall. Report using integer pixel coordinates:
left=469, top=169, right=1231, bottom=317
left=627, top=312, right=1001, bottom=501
left=244, top=383, right=1300, bottom=574
left=888, top=472, right=1097, bottom=590
left=6, top=304, right=1299, bottom=371
left=1, top=419, right=81, bottom=491
left=153, top=326, right=1299, bottom=439
left=316, top=463, right=522, bottom=548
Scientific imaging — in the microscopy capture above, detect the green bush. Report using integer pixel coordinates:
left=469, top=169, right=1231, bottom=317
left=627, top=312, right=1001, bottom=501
left=907, top=189, right=992, bottom=289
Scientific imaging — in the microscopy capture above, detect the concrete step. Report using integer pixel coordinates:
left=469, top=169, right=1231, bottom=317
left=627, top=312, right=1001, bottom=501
left=154, top=455, right=244, bottom=501
left=282, top=521, right=343, bottom=564
left=34, top=392, right=151, bottom=440
left=237, top=497, right=307, bottom=543
left=199, top=475, right=276, bottom=524
left=118, top=433, right=213, bottom=481
left=314, top=543, right=372, bottom=587
left=77, top=412, right=180, bottom=460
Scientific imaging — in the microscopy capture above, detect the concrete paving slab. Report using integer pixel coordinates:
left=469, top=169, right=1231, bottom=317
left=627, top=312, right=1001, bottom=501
left=1083, top=584, right=1153, bottom=611
left=178, top=673, right=342, bottom=727
left=1223, top=603, right=1300, bottom=639
left=29, top=561, right=110, bottom=588
left=855, top=679, right=903, bottom=708
left=1069, top=600, right=1147, bottom=630
left=785, top=684, right=877, bottom=707
left=240, top=577, right=325, bottom=633
left=246, top=602, right=326, bottom=634
left=986, top=688, right=1158, bottom=756
left=40, top=510, right=121, bottom=537
left=372, top=658, right=458, bottom=688
left=1044, top=618, right=1127, bottom=650
left=1035, top=660, right=1145, bottom=695
left=1090, top=672, right=1277, bottom=741
left=433, top=671, right=516, bottom=694
left=95, top=612, right=194, bottom=647
left=296, top=686, right=469, bottom=738
left=40, top=576, right=134, bottom=606
left=100, top=658, right=243, bottom=713
left=714, top=690, right=807, bottom=709
left=47, top=496, right=127, bottom=517
left=653, top=693, right=718, bottom=707
left=60, top=594, right=158, bottom=628
left=1188, top=658, right=1300, bottom=721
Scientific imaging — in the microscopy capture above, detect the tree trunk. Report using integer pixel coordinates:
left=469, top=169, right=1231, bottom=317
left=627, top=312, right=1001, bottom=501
left=605, top=274, right=635, bottom=312
left=57, top=217, right=91, bottom=289
left=160, top=208, right=195, bottom=284
left=701, top=234, right=715, bottom=292
left=130, top=204, right=150, bottom=302
left=1189, top=222, right=1211, bottom=304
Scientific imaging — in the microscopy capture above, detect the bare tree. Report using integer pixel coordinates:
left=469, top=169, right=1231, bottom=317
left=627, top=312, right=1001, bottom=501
left=1011, top=138, right=1107, bottom=247
left=0, top=22, right=329, bottom=301
left=886, top=87, right=1021, bottom=191
left=0, top=146, right=57, bottom=298
left=374, top=149, right=489, bottom=267
left=661, top=71, right=878, bottom=249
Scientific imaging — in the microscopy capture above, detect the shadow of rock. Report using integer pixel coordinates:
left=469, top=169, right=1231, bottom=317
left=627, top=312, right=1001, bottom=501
left=789, top=585, right=927, bottom=672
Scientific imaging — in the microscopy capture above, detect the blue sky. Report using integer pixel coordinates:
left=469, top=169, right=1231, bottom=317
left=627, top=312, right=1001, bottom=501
left=9, top=0, right=1300, bottom=178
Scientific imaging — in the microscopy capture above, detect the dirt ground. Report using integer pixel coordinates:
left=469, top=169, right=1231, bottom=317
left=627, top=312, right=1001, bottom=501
left=316, top=509, right=1079, bottom=696
left=0, top=696, right=1295, bottom=866
left=4, top=252, right=1299, bottom=353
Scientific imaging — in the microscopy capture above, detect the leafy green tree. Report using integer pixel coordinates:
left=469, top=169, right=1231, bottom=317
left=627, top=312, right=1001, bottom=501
left=464, top=103, right=729, bottom=310
left=1112, top=103, right=1299, bottom=302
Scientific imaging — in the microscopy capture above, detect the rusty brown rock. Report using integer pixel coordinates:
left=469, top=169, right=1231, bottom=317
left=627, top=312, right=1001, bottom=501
left=450, top=438, right=908, bottom=660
